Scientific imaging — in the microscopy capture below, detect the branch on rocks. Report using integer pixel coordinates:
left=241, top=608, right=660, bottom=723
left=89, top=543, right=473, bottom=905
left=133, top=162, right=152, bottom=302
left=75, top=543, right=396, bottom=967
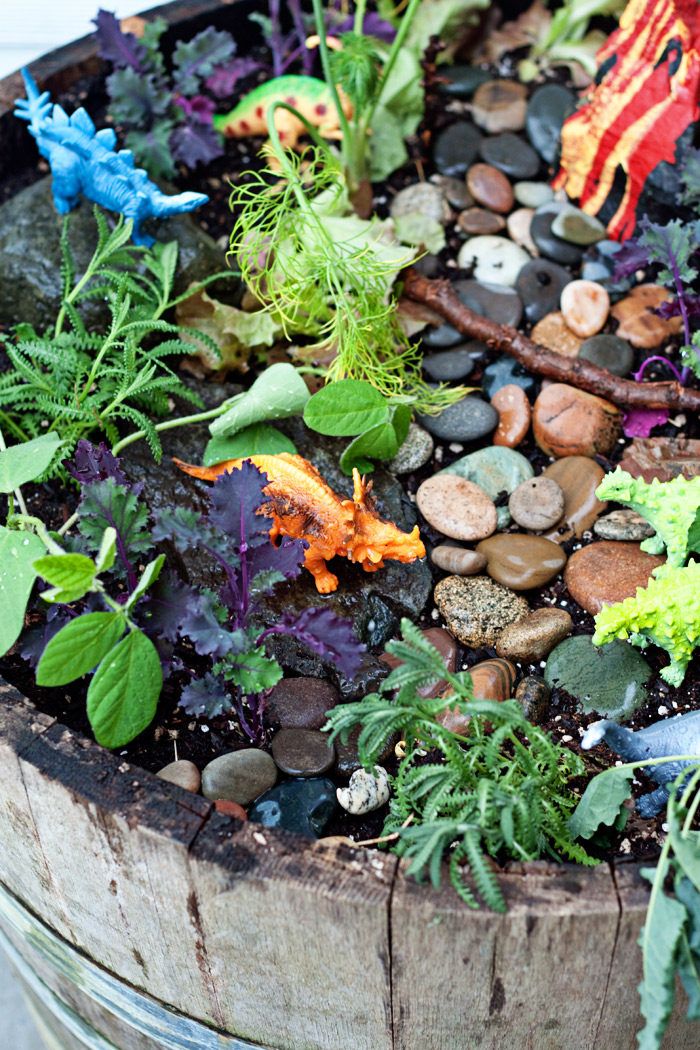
left=404, top=270, right=700, bottom=414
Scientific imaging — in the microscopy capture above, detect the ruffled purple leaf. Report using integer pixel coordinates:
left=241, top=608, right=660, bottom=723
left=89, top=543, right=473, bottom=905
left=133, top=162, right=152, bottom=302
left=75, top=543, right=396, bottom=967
left=172, top=27, right=237, bottom=95
left=143, top=572, right=198, bottom=643
left=179, top=672, right=232, bottom=718
left=248, top=535, right=307, bottom=582
left=66, top=440, right=128, bottom=487
left=262, top=607, right=365, bottom=679
left=180, top=591, right=233, bottom=658
left=170, top=118, right=223, bottom=168
left=94, top=8, right=149, bottom=74
left=20, top=604, right=75, bottom=668
left=174, top=94, right=216, bottom=123
left=655, top=295, right=700, bottom=321
left=205, top=57, right=263, bottom=98
left=334, top=11, right=397, bottom=41
left=209, top=462, right=271, bottom=550
left=622, top=407, right=670, bottom=438
left=612, top=238, right=649, bottom=281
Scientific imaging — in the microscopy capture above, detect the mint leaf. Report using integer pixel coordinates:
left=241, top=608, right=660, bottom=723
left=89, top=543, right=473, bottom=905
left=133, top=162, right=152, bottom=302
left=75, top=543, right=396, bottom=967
left=34, top=553, right=96, bottom=603
left=87, top=630, right=162, bottom=748
left=36, top=612, right=126, bottom=686
left=568, top=766, right=634, bottom=840
left=0, top=526, right=45, bottom=657
left=0, top=433, right=63, bottom=492
left=339, top=420, right=399, bottom=474
left=203, top=424, right=296, bottom=465
left=390, top=402, right=412, bottom=445
left=304, top=379, right=389, bottom=436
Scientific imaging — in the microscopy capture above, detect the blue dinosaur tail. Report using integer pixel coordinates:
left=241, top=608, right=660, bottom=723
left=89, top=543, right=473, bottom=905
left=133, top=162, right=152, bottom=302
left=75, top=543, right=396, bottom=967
left=14, top=68, right=52, bottom=135
left=150, top=189, right=209, bottom=218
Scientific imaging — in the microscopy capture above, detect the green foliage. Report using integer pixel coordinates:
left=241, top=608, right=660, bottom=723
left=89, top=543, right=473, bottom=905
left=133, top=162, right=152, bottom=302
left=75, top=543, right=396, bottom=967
left=0, top=433, right=63, bottom=492
left=229, top=148, right=463, bottom=413
left=87, top=629, right=162, bottom=748
left=684, top=332, right=700, bottom=382
left=521, top=0, right=625, bottom=82
left=203, top=425, right=296, bottom=465
left=209, top=362, right=309, bottom=438
left=636, top=219, right=699, bottom=292
left=0, top=211, right=225, bottom=472
left=329, top=32, right=381, bottom=110
left=325, top=620, right=593, bottom=910
left=568, top=765, right=633, bottom=840
left=36, top=612, right=126, bottom=687
left=0, top=526, right=45, bottom=657
left=680, top=149, right=700, bottom=208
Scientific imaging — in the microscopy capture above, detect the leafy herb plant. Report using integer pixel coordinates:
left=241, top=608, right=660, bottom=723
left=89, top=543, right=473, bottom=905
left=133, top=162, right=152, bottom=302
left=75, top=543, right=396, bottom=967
left=0, top=210, right=226, bottom=471
left=95, top=9, right=251, bottom=178
left=325, top=621, right=592, bottom=910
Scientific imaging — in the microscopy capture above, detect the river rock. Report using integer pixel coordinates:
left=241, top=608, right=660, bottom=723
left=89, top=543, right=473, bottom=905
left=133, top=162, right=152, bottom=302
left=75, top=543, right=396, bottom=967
left=516, top=260, right=571, bottom=324
left=337, top=767, right=390, bottom=815
left=423, top=347, right=475, bottom=382
left=335, top=728, right=396, bottom=777
left=421, top=320, right=463, bottom=348
left=508, top=476, right=565, bottom=530
left=611, top=284, right=683, bottom=349
left=476, top=534, right=567, bottom=590
left=515, top=675, right=551, bottom=723
left=416, top=475, right=498, bottom=541
left=580, top=239, right=630, bottom=293
left=496, top=607, right=572, bottom=662
left=540, top=456, right=607, bottom=542
left=434, top=575, right=529, bottom=647
left=466, top=163, right=514, bottom=213
left=578, top=334, right=634, bottom=376
left=452, top=278, right=523, bottom=327
left=551, top=205, right=606, bottom=246
left=388, top=422, right=434, bottom=474
left=439, top=445, right=534, bottom=528
left=270, top=728, right=335, bottom=777
left=564, top=541, right=665, bottom=615
left=382, top=627, right=458, bottom=698
left=157, top=759, right=201, bottom=793
left=201, top=749, right=277, bottom=805
left=491, top=384, right=531, bottom=448
left=457, top=235, right=529, bottom=287
left=560, top=280, right=610, bottom=338
left=266, top=677, right=340, bottom=730
left=0, top=177, right=231, bottom=328
left=506, top=208, right=538, bottom=256
left=472, top=79, right=528, bottom=133
left=457, top=207, right=506, bottom=235
left=214, top=800, right=248, bottom=820
left=438, top=657, right=517, bottom=734
left=482, top=357, right=536, bottom=397
left=433, top=120, right=483, bottom=176
left=531, top=311, right=583, bottom=358
left=532, top=384, right=622, bottom=458
left=531, top=204, right=584, bottom=266
left=544, top=635, right=651, bottom=721
left=526, top=84, right=575, bottom=163
left=618, top=436, right=700, bottom=482
left=433, top=174, right=474, bottom=210
left=593, top=509, right=655, bottom=543
left=479, top=132, right=540, bottom=179
left=437, top=64, right=491, bottom=99
left=514, top=181, right=553, bottom=208
left=431, top=546, right=488, bottom=575
left=248, top=778, right=337, bottom=838
left=417, top=395, right=498, bottom=442
left=390, top=182, right=449, bottom=224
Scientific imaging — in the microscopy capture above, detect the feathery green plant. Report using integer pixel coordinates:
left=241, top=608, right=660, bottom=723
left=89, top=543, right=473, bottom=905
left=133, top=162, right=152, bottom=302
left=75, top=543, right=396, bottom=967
left=324, top=620, right=593, bottom=910
left=0, top=209, right=225, bottom=473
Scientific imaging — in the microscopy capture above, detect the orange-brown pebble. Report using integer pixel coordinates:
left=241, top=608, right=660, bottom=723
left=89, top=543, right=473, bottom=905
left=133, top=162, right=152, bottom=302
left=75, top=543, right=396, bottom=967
left=611, top=284, right=683, bottom=349
left=437, top=658, right=517, bottom=735
left=564, top=541, right=665, bottom=615
left=491, top=383, right=531, bottom=447
left=531, top=311, right=582, bottom=358
left=214, top=799, right=248, bottom=821
left=466, top=163, right=514, bottom=214
left=532, top=383, right=622, bottom=458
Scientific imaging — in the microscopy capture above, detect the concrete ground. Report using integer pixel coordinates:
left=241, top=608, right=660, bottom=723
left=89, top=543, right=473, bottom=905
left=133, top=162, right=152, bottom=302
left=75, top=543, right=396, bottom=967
left=0, top=948, right=46, bottom=1050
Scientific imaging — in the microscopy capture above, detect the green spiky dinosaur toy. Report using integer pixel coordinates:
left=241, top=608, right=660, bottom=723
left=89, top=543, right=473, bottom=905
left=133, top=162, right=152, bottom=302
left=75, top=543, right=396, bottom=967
left=595, top=468, right=700, bottom=569
left=592, top=560, right=700, bottom=686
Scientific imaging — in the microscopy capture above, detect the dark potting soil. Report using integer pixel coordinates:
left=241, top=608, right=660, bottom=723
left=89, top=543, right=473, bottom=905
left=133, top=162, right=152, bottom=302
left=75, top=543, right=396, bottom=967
left=0, top=21, right=699, bottom=863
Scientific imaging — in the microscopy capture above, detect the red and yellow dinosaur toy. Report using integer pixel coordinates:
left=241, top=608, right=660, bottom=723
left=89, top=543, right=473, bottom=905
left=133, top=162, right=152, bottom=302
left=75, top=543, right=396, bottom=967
left=174, top=453, right=426, bottom=594
left=554, top=0, right=700, bottom=240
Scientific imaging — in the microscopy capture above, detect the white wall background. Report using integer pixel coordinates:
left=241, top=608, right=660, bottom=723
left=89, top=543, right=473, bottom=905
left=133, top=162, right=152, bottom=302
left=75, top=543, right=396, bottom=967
left=0, top=1, right=171, bottom=78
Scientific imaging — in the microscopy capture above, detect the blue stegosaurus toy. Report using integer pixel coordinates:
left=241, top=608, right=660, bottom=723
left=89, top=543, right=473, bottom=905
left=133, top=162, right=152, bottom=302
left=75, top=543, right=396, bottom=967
left=15, top=68, right=208, bottom=246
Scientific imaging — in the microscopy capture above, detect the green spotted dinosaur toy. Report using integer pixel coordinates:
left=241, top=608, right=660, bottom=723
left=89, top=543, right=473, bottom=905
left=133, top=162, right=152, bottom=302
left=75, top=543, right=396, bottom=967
left=595, top=468, right=700, bottom=569
left=213, top=75, right=352, bottom=151
left=593, top=560, right=700, bottom=686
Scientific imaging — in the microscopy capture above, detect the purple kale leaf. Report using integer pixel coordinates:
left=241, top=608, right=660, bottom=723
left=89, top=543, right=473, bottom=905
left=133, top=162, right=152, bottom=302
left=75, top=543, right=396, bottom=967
left=172, top=27, right=237, bottom=95
left=142, top=572, right=198, bottom=643
left=655, top=295, right=700, bottom=322
left=66, top=440, right=128, bottom=487
left=180, top=672, right=231, bottom=718
left=622, top=407, right=670, bottom=438
left=334, top=11, right=397, bottom=42
left=94, top=9, right=150, bottom=74
left=174, top=94, right=216, bottom=123
left=260, top=606, right=365, bottom=680
left=209, top=461, right=272, bottom=550
left=107, top=68, right=171, bottom=126
left=78, top=478, right=152, bottom=591
left=180, top=591, right=233, bottom=658
left=612, top=239, right=649, bottom=282
left=124, top=123, right=177, bottom=181
left=170, top=118, right=223, bottom=168
left=152, top=505, right=221, bottom=555
left=248, top=536, right=307, bottom=586
left=205, top=57, right=263, bottom=98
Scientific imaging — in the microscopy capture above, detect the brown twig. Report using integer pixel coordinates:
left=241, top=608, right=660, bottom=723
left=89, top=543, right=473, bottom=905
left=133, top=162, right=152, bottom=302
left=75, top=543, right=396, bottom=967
left=404, top=270, right=700, bottom=413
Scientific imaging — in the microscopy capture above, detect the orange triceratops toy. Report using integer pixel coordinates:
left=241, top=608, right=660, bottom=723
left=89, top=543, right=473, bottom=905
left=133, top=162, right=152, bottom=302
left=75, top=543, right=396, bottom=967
left=554, top=0, right=700, bottom=240
left=174, top=452, right=426, bottom=594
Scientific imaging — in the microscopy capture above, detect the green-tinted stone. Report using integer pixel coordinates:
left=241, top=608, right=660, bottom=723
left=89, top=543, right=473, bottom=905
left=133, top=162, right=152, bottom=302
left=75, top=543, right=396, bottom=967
left=440, top=446, right=534, bottom=528
left=514, top=181, right=553, bottom=209
left=551, top=205, right=606, bottom=246
left=544, top=635, right=652, bottom=720
left=248, top=778, right=337, bottom=838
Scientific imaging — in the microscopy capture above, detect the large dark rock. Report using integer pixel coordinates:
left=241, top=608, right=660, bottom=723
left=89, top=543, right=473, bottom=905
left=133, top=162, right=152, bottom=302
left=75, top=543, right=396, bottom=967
left=124, top=406, right=432, bottom=698
left=0, top=177, right=231, bottom=328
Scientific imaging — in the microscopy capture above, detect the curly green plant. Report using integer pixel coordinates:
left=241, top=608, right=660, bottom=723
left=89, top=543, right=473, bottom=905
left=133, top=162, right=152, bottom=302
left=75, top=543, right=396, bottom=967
left=325, top=620, right=593, bottom=910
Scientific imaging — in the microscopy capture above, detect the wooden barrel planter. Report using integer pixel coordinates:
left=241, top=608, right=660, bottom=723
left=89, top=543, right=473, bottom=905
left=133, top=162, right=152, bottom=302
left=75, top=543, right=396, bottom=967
left=0, top=5, right=699, bottom=1049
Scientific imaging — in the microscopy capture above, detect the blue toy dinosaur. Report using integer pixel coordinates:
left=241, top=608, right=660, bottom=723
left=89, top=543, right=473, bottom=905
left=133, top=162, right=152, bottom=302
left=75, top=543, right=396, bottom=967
left=15, top=69, right=208, bottom=246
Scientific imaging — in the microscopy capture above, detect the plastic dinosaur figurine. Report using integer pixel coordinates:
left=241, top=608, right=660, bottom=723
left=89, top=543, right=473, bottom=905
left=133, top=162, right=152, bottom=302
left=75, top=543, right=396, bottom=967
left=213, top=75, right=352, bottom=150
left=15, top=68, right=208, bottom=246
left=174, top=452, right=426, bottom=594
left=592, top=560, right=700, bottom=686
left=582, top=710, right=700, bottom=817
left=596, top=468, right=700, bottom=568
